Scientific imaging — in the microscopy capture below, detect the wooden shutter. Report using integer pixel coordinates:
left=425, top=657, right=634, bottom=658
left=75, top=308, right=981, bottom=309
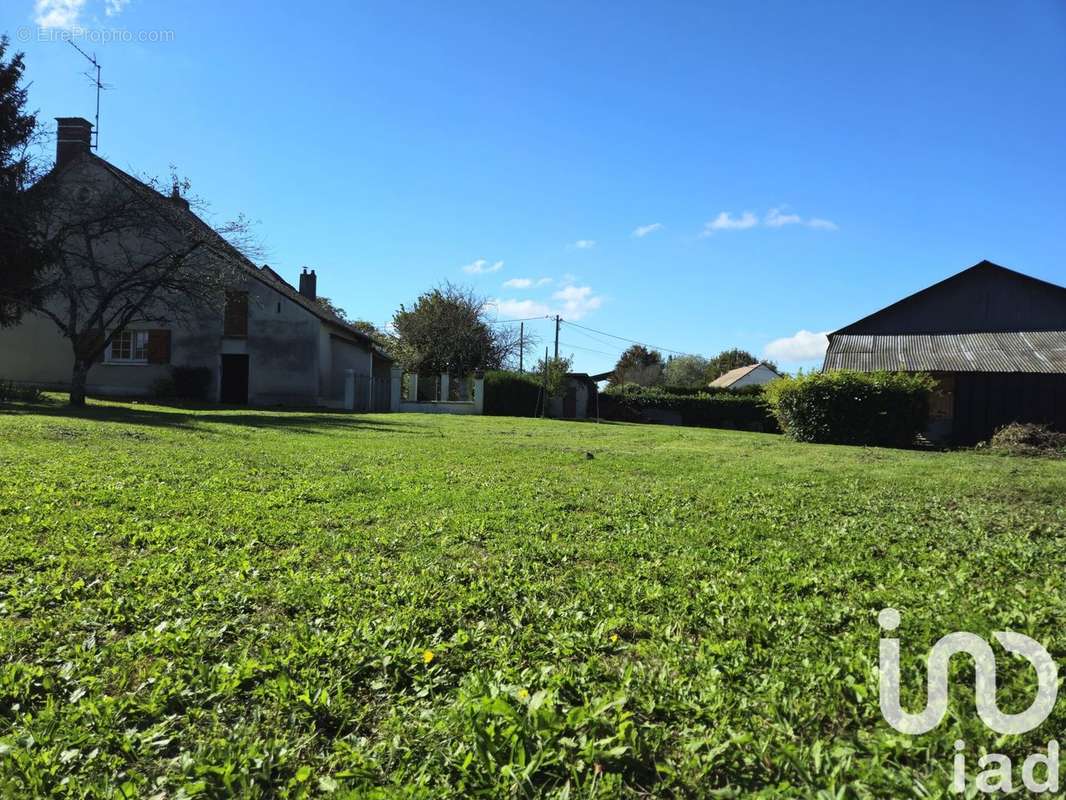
left=147, top=330, right=171, bottom=364
left=224, top=291, right=249, bottom=337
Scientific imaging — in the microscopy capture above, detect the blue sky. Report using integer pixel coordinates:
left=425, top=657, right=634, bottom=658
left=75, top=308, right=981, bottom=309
left=12, top=1, right=1066, bottom=373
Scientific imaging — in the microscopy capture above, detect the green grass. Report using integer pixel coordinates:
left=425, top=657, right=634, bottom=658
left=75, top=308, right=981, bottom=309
left=2, top=399, right=1065, bottom=798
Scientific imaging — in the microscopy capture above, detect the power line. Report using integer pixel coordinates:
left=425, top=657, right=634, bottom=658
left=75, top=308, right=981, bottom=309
left=558, top=340, right=618, bottom=358
left=561, top=319, right=693, bottom=357
left=486, top=316, right=551, bottom=324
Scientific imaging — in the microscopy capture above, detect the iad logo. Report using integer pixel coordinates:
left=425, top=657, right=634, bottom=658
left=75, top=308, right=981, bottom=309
left=877, top=608, right=1060, bottom=794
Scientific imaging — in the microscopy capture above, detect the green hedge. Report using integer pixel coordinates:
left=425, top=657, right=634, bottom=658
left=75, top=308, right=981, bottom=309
left=764, top=370, right=934, bottom=446
left=483, top=370, right=541, bottom=417
left=599, top=385, right=777, bottom=432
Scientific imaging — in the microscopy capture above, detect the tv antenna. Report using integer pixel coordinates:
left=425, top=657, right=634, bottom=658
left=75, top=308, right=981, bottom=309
left=67, top=40, right=109, bottom=149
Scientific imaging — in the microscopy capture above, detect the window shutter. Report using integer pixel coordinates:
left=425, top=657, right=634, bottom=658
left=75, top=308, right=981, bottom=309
left=224, top=291, right=249, bottom=337
left=147, top=330, right=171, bottom=364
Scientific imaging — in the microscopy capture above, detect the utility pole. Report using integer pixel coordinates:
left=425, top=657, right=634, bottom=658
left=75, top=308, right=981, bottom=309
left=519, top=322, right=524, bottom=372
left=542, top=346, right=549, bottom=417
left=554, top=315, right=561, bottom=360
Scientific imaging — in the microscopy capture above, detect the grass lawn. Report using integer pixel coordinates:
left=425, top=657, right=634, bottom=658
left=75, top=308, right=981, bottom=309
left=2, top=400, right=1065, bottom=798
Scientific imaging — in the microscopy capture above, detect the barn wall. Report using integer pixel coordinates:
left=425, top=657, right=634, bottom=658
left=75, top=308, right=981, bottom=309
left=951, top=373, right=1066, bottom=445
left=840, top=266, right=1066, bottom=335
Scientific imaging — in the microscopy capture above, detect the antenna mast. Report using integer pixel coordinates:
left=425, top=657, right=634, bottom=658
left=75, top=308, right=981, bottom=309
left=68, top=40, right=104, bottom=149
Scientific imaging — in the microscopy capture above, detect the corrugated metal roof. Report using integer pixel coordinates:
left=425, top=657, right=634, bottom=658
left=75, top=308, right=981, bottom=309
left=823, top=331, right=1066, bottom=373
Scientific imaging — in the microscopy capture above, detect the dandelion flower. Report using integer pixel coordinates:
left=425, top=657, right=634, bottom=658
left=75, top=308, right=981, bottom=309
left=422, top=650, right=435, bottom=664
left=610, top=634, right=619, bottom=643
left=517, top=688, right=529, bottom=700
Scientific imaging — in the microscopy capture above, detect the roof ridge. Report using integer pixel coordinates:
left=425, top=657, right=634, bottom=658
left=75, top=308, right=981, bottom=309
left=83, top=153, right=382, bottom=352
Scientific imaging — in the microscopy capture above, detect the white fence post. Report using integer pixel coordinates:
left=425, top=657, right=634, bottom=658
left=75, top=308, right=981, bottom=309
left=409, top=373, right=419, bottom=404
left=473, top=371, right=485, bottom=415
left=343, top=369, right=355, bottom=410
left=440, top=372, right=450, bottom=402
left=390, top=367, right=402, bottom=412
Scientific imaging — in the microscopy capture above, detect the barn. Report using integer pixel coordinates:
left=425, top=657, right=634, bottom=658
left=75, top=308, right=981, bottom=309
left=822, top=261, right=1066, bottom=445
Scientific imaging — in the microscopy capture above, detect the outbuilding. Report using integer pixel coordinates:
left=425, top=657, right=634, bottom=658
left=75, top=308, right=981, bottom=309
left=823, top=261, right=1066, bottom=444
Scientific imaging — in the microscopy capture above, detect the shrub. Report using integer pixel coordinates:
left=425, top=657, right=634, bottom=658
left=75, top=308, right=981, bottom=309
left=0, top=381, right=43, bottom=403
left=983, top=423, right=1066, bottom=458
left=483, top=370, right=542, bottom=417
left=764, top=370, right=933, bottom=447
left=599, top=385, right=777, bottom=432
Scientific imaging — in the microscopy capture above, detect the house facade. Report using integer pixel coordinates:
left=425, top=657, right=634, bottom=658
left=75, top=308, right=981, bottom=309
left=0, top=117, right=391, bottom=409
left=822, top=261, right=1066, bottom=444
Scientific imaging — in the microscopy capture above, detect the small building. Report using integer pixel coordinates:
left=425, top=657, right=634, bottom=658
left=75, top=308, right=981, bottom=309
left=823, top=260, right=1066, bottom=444
left=557, top=373, right=599, bottom=419
left=709, top=363, right=781, bottom=389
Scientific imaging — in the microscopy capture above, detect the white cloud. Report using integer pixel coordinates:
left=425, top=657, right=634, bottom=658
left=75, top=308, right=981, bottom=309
left=701, top=211, right=758, bottom=236
left=552, top=285, right=603, bottom=320
left=462, top=258, right=504, bottom=275
left=491, top=298, right=552, bottom=318
left=632, top=223, right=663, bottom=238
left=573, top=239, right=596, bottom=249
left=503, top=277, right=551, bottom=289
left=807, top=217, right=839, bottom=230
left=701, top=208, right=838, bottom=236
left=105, top=0, right=130, bottom=15
left=764, top=330, right=830, bottom=363
left=765, top=208, right=802, bottom=227
left=490, top=282, right=605, bottom=322
left=35, top=0, right=86, bottom=27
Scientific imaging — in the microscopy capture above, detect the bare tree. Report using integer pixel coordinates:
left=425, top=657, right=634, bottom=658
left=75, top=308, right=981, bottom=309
left=10, top=163, right=254, bottom=405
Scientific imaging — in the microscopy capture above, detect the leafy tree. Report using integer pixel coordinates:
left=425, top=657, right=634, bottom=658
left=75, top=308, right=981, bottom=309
left=706, top=348, right=779, bottom=381
left=535, top=354, right=573, bottom=402
left=610, top=344, right=664, bottom=387
left=663, top=354, right=711, bottom=389
left=352, top=319, right=398, bottom=356
left=315, top=295, right=352, bottom=324
left=0, top=36, right=46, bottom=327
left=391, top=282, right=522, bottom=375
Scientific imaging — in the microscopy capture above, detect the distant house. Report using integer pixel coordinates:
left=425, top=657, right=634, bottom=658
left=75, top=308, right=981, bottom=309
left=709, top=363, right=781, bottom=389
left=823, top=260, right=1066, bottom=444
left=0, top=117, right=392, bottom=408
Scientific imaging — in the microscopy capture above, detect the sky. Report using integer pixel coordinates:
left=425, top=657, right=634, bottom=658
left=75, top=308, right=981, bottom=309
left=10, top=1, right=1066, bottom=374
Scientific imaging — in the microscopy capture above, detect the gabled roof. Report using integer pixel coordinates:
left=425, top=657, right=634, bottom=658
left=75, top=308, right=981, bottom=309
left=709, top=363, right=778, bottom=388
left=51, top=151, right=388, bottom=357
left=833, top=261, right=1066, bottom=336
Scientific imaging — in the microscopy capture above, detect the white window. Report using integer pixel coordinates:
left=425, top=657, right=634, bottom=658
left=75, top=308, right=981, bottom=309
left=107, top=330, right=149, bottom=363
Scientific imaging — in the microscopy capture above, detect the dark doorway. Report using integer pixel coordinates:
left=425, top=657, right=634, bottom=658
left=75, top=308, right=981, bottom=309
left=220, top=354, right=249, bottom=405
left=563, top=385, right=577, bottom=418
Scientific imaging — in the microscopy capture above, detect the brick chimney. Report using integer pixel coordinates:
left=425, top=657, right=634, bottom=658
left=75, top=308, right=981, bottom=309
left=56, top=117, right=93, bottom=168
left=169, top=183, right=190, bottom=211
left=299, top=268, right=317, bottom=301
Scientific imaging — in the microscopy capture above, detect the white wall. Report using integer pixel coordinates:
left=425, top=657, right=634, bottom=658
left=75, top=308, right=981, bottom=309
left=731, top=364, right=780, bottom=388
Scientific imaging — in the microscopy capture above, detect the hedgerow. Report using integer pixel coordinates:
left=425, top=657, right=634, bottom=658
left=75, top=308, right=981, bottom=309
left=483, top=370, right=541, bottom=416
left=600, top=384, right=777, bottom=431
left=764, top=370, right=933, bottom=446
